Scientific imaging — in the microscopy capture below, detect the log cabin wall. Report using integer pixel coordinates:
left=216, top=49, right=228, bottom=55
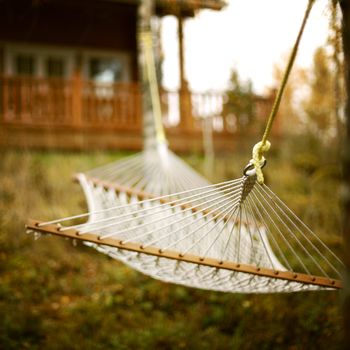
left=0, top=0, right=139, bottom=81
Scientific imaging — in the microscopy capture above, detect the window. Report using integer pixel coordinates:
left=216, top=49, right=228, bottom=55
left=15, top=54, right=36, bottom=75
left=46, top=57, right=65, bottom=77
left=88, top=58, right=122, bottom=83
left=7, top=45, right=73, bottom=78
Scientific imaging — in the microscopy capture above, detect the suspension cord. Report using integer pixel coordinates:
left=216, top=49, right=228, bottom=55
left=251, top=0, right=315, bottom=184
left=139, top=30, right=167, bottom=145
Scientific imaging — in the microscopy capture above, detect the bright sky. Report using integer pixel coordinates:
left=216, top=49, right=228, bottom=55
left=161, top=0, right=331, bottom=94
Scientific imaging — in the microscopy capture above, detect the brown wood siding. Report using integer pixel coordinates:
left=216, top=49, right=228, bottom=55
left=0, top=0, right=138, bottom=80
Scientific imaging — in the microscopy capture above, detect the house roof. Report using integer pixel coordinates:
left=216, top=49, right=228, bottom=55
left=106, top=0, right=226, bottom=16
left=156, top=0, right=226, bottom=16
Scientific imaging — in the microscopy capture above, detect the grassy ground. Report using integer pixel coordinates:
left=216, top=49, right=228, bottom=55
left=0, top=137, right=345, bottom=349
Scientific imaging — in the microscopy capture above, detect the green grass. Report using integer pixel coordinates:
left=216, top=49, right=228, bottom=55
left=0, top=139, right=344, bottom=349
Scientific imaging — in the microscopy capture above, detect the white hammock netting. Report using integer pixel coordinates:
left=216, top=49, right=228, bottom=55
left=77, top=143, right=210, bottom=202
left=27, top=169, right=343, bottom=293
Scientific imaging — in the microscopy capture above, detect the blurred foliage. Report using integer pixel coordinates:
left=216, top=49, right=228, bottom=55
left=223, top=69, right=255, bottom=132
left=276, top=42, right=344, bottom=143
left=0, top=137, right=344, bottom=349
left=271, top=2, right=345, bottom=144
left=302, top=47, right=337, bottom=137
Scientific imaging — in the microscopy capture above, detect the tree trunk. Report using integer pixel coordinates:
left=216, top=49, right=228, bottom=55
left=340, top=0, right=350, bottom=346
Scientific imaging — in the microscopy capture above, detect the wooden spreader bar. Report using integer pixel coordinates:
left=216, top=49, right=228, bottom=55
left=26, top=219, right=343, bottom=290
left=74, top=175, right=158, bottom=202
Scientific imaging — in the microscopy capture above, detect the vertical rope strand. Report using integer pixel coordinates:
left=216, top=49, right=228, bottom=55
left=261, top=0, right=315, bottom=145
left=251, top=0, right=316, bottom=184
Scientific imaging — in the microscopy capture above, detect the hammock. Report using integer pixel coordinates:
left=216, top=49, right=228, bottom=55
left=27, top=166, right=343, bottom=293
left=26, top=0, right=344, bottom=293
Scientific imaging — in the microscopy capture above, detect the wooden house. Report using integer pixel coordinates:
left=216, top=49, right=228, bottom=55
left=0, top=0, right=276, bottom=152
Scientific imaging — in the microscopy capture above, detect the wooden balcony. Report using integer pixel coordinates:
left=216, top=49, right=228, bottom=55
left=0, top=76, right=225, bottom=151
left=0, top=76, right=274, bottom=152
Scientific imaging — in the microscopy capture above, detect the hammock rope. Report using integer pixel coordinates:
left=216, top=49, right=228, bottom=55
left=251, top=0, right=316, bottom=184
left=139, top=30, right=167, bottom=145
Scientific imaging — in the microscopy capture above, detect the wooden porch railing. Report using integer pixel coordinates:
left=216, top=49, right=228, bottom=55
left=161, top=89, right=228, bottom=132
left=81, top=81, right=142, bottom=130
left=0, top=76, right=272, bottom=136
left=0, top=76, right=278, bottom=151
left=0, top=76, right=143, bottom=130
left=1, top=76, right=73, bottom=126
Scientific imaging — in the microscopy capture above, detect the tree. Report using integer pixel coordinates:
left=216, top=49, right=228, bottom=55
left=271, top=56, right=307, bottom=135
left=339, top=0, right=350, bottom=345
left=302, top=47, right=336, bottom=138
left=224, top=69, right=255, bottom=131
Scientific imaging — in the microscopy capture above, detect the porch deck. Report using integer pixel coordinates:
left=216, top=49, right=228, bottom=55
left=0, top=76, right=274, bottom=152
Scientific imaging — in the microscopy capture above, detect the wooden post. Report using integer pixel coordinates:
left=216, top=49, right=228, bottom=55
left=0, top=46, right=4, bottom=74
left=72, top=53, right=82, bottom=127
left=203, top=116, right=215, bottom=178
left=0, top=46, right=4, bottom=123
left=178, top=15, right=186, bottom=91
left=340, top=0, right=350, bottom=344
left=178, top=15, right=193, bottom=130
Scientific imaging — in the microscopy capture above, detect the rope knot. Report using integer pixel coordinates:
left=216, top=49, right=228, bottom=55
left=251, top=140, right=271, bottom=184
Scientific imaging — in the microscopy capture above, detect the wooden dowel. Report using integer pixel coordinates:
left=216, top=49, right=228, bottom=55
left=26, top=219, right=342, bottom=290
